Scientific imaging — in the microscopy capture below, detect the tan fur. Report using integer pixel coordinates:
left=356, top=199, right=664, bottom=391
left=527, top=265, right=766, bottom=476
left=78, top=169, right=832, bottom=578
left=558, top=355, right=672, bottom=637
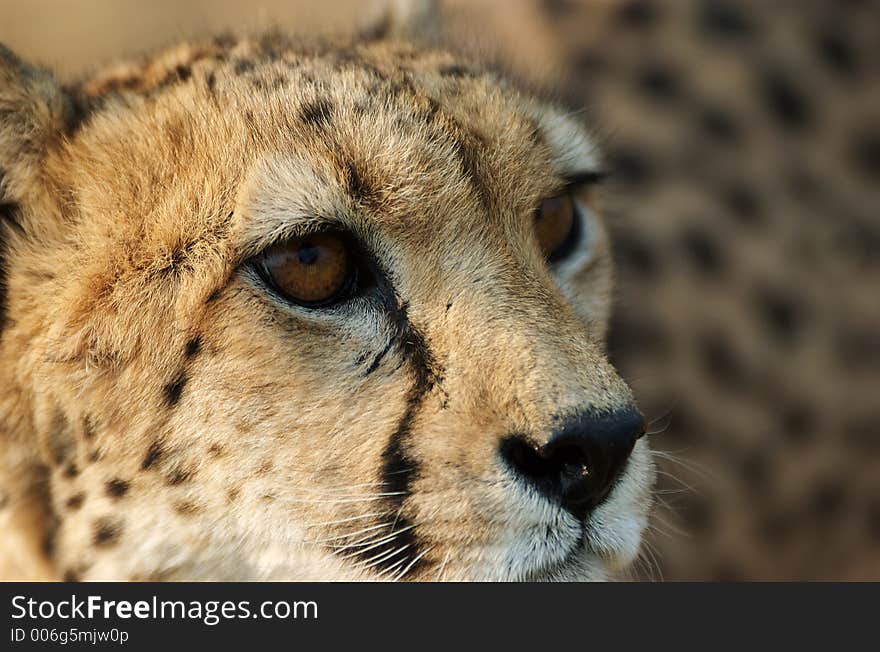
left=0, top=32, right=654, bottom=581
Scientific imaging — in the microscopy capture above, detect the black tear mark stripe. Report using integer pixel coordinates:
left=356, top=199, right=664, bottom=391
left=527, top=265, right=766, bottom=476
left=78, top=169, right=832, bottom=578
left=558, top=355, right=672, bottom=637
left=349, top=300, right=443, bottom=577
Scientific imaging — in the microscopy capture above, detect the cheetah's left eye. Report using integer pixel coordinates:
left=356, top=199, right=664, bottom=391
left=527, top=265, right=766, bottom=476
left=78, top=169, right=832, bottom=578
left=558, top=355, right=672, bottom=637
left=534, top=192, right=579, bottom=262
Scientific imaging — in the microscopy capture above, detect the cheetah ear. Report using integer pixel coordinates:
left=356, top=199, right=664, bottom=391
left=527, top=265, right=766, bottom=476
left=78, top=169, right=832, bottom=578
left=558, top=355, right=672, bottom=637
left=360, top=0, right=443, bottom=43
left=0, top=44, right=74, bottom=211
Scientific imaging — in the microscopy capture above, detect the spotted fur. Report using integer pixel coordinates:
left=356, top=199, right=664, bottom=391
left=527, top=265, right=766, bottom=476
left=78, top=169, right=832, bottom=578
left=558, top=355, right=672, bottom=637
left=0, top=27, right=654, bottom=581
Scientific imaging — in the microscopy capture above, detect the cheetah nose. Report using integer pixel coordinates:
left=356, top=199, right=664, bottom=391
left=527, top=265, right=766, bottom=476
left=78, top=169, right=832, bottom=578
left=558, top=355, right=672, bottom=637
left=500, top=406, right=646, bottom=520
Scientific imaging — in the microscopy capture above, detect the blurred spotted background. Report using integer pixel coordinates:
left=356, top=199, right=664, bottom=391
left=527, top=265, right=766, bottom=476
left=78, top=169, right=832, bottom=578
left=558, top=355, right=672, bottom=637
left=2, top=0, right=878, bottom=580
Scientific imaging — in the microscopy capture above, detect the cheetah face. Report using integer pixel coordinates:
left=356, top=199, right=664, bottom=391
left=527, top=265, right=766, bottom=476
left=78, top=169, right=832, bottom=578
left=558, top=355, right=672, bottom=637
left=0, top=39, right=654, bottom=580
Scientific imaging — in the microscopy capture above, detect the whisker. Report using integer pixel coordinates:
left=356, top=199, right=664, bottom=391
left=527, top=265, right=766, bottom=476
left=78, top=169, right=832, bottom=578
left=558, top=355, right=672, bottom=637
left=375, top=556, right=409, bottom=579
left=339, top=524, right=417, bottom=559
left=640, top=539, right=664, bottom=582
left=651, top=449, right=717, bottom=482
left=436, top=550, right=452, bottom=581
left=392, top=547, right=433, bottom=582
left=654, top=469, right=697, bottom=494
left=280, top=492, right=406, bottom=505
left=297, top=512, right=383, bottom=529
left=331, top=527, right=403, bottom=553
left=647, top=400, right=679, bottom=428
left=300, top=522, right=390, bottom=545
left=356, top=544, right=411, bottom=570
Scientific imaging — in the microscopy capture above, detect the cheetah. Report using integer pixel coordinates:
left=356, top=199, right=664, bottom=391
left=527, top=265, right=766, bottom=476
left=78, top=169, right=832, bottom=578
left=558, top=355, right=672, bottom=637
left=0, top=15, right=656, bottom=580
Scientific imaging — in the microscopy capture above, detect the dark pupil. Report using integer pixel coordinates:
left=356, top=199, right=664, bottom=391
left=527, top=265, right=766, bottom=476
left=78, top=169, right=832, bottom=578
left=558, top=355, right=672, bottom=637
left=297, top=244, right=321, bottom=265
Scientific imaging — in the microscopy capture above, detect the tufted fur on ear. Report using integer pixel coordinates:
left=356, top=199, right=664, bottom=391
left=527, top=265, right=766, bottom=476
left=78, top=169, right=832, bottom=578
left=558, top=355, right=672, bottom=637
left=0, top=44, right=75, bottom=209
left=360, top=0, right=443, bottom=43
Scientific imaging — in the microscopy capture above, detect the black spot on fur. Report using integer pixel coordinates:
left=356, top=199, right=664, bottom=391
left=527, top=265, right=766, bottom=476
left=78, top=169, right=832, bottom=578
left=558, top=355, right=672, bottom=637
left=572, top=49, right=609, bottom=75
left=697, top=0, right=753, bottom=39
left=616, top=0, right=661, bottom=29
left=345, top=161, right=375, bottom=205
left=678, top=493, right=715, bottom=535
left=93, top=518, right=122, bottom=547
left=164, top=372, right=187, bottom=407
left=141, top=442, right=163, bottom=470
left=754, top=287, right=807, bottom=343
left=699, top=330, right=748, bottom=390
left=607, top=311, right=671, bottom=363
left=166, top=468, right=194, bottom=485
left=697, top=104, right=741, bottom=144
left=739, top=447, right=771, bottom=491
left=157, top=242, right=196, bottom=279
left=105, top=479, right=130, bottom=499
left=62, top=463, right=79, bottom=479
left=174, top=501, right=201, bottom=516
left=760, top=70, right=811, bottom=129
left=780, top=403, right=815, bottom=444
left=541, top=0, right=576, bottom=16
left=606, top=146, right=656, bottom=186
left=849, top=130, right=880, bottom=181
left=300, top=99, right=334, bottom=129
left=62, top=569, right=81, bottom=582
left=82, top=416, right=96, bottom=440
left=206, top=71, right=218, bottom=102
left=843, top=415, right=880, bottom=451
left=835, top=326, right=880, bottom=372
left=46, top=409, right=77, bottom=467
left=205, top=287, right=222, bottom=304
left=41, top=523, right=57, bottom=559
left=613, top=232, right=662, bottom=278
left=174, top=65, right=191, bottom=82
left=637, top=63, right=681, bottom=101
left=65, top=493, right=85, bottom=511
left=680, top=225, right=724, bottom=275
left=722, top=182, right=763, bottom=225
left=233, top=59, right=254, bottom=75
left=184, top=337, right=202, bottom=359
left=816, top=27, right=858, bottom=76
left=439, top=64, right=473, bottom=78
left=808, top=481, right=847, bottom=519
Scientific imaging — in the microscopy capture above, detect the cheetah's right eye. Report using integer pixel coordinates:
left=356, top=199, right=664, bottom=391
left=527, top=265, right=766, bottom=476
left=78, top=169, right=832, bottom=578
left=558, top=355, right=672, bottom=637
left=258, top=231, right=357, bottom=307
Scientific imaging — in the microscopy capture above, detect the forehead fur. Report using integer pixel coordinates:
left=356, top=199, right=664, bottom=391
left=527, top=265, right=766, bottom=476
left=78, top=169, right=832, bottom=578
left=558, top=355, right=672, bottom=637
left=38, top=36, right=597, bottom=356
left=59, top=36, right=596, bottom=233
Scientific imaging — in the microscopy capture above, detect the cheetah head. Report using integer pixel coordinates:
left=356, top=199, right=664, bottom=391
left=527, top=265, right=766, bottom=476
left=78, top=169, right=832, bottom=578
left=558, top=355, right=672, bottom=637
left=0, top=37, right=654, bottom=581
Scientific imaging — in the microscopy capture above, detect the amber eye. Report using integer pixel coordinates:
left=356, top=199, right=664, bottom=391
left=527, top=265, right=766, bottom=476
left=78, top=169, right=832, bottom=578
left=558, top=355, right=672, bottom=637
left=534, top=193, right=578, bottom=262
left=259, top=231, right=355, bottom=307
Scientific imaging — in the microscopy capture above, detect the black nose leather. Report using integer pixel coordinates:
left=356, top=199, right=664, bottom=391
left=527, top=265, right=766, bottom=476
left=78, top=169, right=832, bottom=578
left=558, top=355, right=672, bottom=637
left=500, top=406, right=646, bottom=519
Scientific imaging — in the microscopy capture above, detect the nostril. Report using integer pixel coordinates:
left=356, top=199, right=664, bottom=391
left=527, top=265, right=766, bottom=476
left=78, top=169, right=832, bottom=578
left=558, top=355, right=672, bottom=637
left=544, top=444, right=594, bottom=503
left=500, top=406, right=646, bottom=520
left=499, top=436, right=553, bottom=481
